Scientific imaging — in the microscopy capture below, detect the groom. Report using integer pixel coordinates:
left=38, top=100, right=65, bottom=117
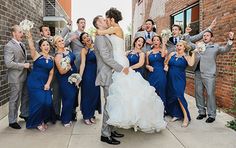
left=93, top=15, right=129, bottom=145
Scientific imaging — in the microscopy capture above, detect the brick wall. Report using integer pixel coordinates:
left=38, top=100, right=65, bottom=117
left=132, top=0, right=236, bottom=109
left=0, top=0, right=44, bottom=117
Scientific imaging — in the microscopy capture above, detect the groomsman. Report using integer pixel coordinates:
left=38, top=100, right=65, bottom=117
left=4, top=25, right=30, bottom=129
left=134, top=19, right=157, bottom=52
left=167, top=18, right=217, bottom=53
left=65, top=17, right=86, bottom=121
left=65, top=17, right=86, bottom=69
left=35, top=22, right=71, bottom=121
left=193, top=31, right=234, bottom=123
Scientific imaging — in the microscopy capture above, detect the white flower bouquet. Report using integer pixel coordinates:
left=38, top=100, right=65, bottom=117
left=60, top=56, right=71, bottom=70
left=196, top=42, right=206, bottom=52
left=161, top=28, right=172, bottom=40
left=68, top=73, right=82, bottom=88
left=19, top=19, right=34, bottom=32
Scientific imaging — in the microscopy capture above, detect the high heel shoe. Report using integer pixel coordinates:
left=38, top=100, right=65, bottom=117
left=37, top=125, right=46, bottom=132
left=90, top=118, right=96, bottom=124
left=64, top=121, right=72, bottom=127
left=84, top=119, right=92, bottom=125
left=181, top=120, right=189, bottom=127
left=171, top=117, right=179, bottom=122
left=42, top=123, right=48, bottom=129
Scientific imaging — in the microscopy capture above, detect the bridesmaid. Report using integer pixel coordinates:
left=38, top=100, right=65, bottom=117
left=79, top=32, right=101, bottom=125
left=146, top=35, right=168, bottom=110
left=165, top=40, right=195, bottom=127
left=26, top=31, right=55, bottom=131
left=126, top=36, right=145, bottom=76
left=54, top=35, right=78, bottom=127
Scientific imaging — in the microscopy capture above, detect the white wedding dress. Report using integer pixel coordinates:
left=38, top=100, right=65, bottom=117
left=106, top=35, right=167, bottom=133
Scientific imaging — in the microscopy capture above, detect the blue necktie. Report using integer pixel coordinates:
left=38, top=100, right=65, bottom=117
left=147, top=32, right=151, bottom=39
left=174, top=37, right=178, bottom=45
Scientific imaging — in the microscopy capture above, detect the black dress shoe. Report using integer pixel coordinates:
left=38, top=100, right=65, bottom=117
left=111, top=131, right=124, bottom=138
left=9, top=122, right=21, bottom=129
left=196, top=114, right=207, bottom=120
left=206, top=117, right=215, bottom=123
left=19, top=115, right=28, bottom=122
left=100, top=136, right=120, bottom=145
left=56, top=115, right=61, bottom=121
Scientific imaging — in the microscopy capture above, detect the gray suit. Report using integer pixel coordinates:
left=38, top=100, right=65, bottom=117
left=193, top=41, right=233, bottom=118
left=65, top=30, right=84, bottom=70
left=134, top=31, right=157, bottom=52
left=35, top=26, right=70, bottom=116
left=4, top=39, right=29, bottom=123
left=94, top=35, right=123, bottom=137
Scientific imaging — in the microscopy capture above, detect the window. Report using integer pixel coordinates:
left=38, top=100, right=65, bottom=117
left=171, top=3, right=200, bottom=73
left=171, top=3, right=199, bottom=35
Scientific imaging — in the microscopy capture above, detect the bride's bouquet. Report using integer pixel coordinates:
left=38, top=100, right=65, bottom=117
left=60, top=56, right=71, bottom=70
left=19, top=19, right=34, bottom=32
left=68, top=73, right=82, bottom=88
left=161, top=28, right=172, bottom=40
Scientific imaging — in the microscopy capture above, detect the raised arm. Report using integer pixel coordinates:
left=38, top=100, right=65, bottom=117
left=184, top=52, right=195, bottom=67
left=218, top=32, right=234, bottom=54
left=26, top=31, right=40, bottom=61
left=94, top=36, right=123, bottom=72
left=161, top=38, right=168, bottom=57
left=130, top=52, right=145, bottom=70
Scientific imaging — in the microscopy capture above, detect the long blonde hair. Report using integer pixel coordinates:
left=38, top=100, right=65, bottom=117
left=53, top=35, right=62, bottom=49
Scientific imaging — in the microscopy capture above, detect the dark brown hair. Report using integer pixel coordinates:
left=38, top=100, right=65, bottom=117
left=105, top=7, right=122, bottom=23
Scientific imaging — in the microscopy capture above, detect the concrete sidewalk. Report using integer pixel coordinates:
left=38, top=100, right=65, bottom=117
left=0, top=94, right=235, bottom=148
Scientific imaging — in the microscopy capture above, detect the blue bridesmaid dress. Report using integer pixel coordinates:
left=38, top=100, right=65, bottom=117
left=147, top=51, right=167, bottom=108
left=166, top=54, right=191, bottom=121
left=55, top=51, right=78, bottom=124
left=26, top=55, right=55, bottom=128
left=80, top=48, right=101, bottom=120
left=127, top=51, right=144, bottom=76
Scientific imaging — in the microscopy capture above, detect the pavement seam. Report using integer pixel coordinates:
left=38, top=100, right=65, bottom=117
left=66, top=124, right=75, bottom=148
left=167, top=126, right=186, bottom=148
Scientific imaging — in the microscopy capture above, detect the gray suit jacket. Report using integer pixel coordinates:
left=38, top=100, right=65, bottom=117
left=134, top=31, right=157, bottom=52
left=4, top=39, right=28, bottom=83
left=64, top=30, right=84, bottom=70
left=94, top=35, right=123, bottom=87
left=36, top=26, right=70, bottom=55
left=193, top=41, right=233, bottom=75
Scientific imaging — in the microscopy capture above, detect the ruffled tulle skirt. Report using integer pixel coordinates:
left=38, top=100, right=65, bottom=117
left=106, top=69, right=167, bottom=133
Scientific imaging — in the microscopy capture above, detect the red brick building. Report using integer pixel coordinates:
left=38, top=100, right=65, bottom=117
left=132, top=0, right=236, bottom=109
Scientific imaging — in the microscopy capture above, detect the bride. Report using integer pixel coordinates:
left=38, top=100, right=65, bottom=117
left=97, top=8, right=167, bottom=133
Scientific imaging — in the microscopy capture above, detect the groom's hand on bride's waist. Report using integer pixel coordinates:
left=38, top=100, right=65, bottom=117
left=122, top=67, right=129, bottom=75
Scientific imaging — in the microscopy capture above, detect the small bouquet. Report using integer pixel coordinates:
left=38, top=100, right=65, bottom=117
left=19, top=19, right=34, bottom=32
left=196, top=42, right=206, bottom=52
left=161, top=28, right=172, bottom=40
left=68, top=73, right=82, bottom=88
left=60, top=56, right=71, bottom=70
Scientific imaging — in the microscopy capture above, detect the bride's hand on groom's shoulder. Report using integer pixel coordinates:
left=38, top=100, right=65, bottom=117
left=122, top=67, right=129, bottom=75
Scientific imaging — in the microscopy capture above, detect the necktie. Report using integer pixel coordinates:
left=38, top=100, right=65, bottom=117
left=147, top=32, right=151, bottom=39
left=19, top=43, right=26, bottom=55
left=174, top=37, right=178, bottom=45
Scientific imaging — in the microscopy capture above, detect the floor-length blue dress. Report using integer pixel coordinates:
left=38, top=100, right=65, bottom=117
left=55, top=51, right=78, bottom=124
left=80, top=48, right=101, bottom=120
left=147, top=51, right=167, bottom=108
left=26, top=55, right=55, bottom=128
left=166, top=54, right=191, bottom=121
